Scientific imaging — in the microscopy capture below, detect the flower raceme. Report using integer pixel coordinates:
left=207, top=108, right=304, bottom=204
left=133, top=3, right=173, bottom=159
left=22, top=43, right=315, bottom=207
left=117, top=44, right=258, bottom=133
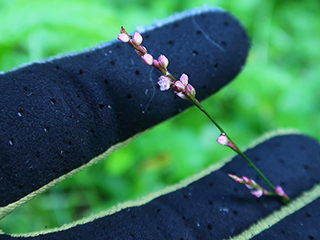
left=117, top=27, right=290, bottom=205
left=228, top=174, right=290, bottom=201
left=117, top=27, right=196, bottom=100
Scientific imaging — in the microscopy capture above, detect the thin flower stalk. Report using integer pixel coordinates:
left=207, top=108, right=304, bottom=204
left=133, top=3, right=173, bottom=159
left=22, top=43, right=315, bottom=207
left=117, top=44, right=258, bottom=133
left=117, top=27, right=290, bottom=205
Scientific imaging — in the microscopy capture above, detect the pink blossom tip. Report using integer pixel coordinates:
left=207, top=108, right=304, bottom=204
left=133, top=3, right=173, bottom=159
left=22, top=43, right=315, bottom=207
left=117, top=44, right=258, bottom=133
left=132, top=32, right=143, bottom=45
left=158, top=55, right=169, bottom=69
left=216, top=133, right=228, bottom=146
left=118, top=33, right=130, bottom=43
left=141, top=54, right=154, bottom=66
left=157, top=76, right=171, bottom=91
left=179, top=73, right=189, bottom=86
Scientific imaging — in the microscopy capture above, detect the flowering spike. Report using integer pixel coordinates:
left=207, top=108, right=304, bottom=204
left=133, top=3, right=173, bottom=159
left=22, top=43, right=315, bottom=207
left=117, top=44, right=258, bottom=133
left=141, top=54, right=154, bottom=65
left=157, top=76, right=171, bottom=91
left=117, top=26, right=290, bottom=205
left=118, top=33, right=130, bottom=43
left=229, top=174, right=269, bottom=198
left=132, top=32, right=143, bottom=45
left=158, top=55, right=169, bottom=69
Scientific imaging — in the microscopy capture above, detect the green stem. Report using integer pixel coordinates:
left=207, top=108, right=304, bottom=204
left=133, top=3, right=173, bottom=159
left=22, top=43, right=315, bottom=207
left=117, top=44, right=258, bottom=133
left=187, top=95, right=289, bottom=204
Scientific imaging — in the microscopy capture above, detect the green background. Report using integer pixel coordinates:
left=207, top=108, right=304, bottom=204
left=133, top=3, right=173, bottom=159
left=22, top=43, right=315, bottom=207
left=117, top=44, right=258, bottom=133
left=0, top=0, right=319, bottom=234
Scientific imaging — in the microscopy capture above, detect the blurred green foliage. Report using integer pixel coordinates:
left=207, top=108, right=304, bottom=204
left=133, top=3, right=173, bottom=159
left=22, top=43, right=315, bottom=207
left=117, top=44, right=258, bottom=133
left=0, top=0, right=319, bottom=234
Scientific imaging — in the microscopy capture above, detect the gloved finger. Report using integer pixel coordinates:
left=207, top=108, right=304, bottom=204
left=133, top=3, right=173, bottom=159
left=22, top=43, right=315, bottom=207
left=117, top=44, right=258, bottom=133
left=0, top=7, right=249, bottom=218
left=2, top=132, right=320, bottom=239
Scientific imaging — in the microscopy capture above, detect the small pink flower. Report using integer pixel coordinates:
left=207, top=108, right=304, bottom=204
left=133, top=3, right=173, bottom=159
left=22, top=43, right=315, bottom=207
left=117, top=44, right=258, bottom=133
left=132, top=32, right=143, bottom=45
left=180, top=73, right=189, bottom=86
left=141, top=54, right=154, bottom=65
left=217, top=133, right=228, bottom=145
left=158, top=55, right=169, bottom=69
left=118, top=33, right=130, bottom=43
left=157, top=76, right=171, bottom=91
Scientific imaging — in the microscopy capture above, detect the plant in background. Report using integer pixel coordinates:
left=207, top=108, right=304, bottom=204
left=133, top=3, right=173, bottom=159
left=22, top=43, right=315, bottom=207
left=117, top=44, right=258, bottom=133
left=118, top=27, right=290, bottom=205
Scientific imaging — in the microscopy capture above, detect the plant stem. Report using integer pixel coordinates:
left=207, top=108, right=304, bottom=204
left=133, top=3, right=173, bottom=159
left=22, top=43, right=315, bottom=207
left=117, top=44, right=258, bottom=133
left=187, top=95, right=289, bottom=204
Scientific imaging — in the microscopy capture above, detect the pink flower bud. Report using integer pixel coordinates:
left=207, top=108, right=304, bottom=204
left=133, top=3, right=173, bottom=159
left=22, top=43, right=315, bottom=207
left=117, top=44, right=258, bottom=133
left=186, top=84, right=196, bottom=97
left=217, top=133, right=228, bottom=145
left=118, top=33, right=130, bottom=43
left=251, top=189, right=263, bottom=198
left=141, top=54, right=154, bottom=66
left=275, top=186, right=287, bottom=197
left=153, top=59, right=160, bottom=68
left=158, top=55, right=169, bottom=69
left=179, top=73, right=189, bottom=86
left=157, top=76, right=171, bottom=91
left=132, top=32, right=143, bottom=45
left=174, top=81, right=185, bottom=92
left=242, top=176, right=250, bottom=183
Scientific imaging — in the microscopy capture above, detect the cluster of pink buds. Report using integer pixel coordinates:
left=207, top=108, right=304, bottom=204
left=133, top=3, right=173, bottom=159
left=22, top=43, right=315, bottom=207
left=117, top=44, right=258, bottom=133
left=118, top=27, right=196, bottom=100
left=228, top=174, right=289, bottom=201
left=228, top=174, right=269, bottom=198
